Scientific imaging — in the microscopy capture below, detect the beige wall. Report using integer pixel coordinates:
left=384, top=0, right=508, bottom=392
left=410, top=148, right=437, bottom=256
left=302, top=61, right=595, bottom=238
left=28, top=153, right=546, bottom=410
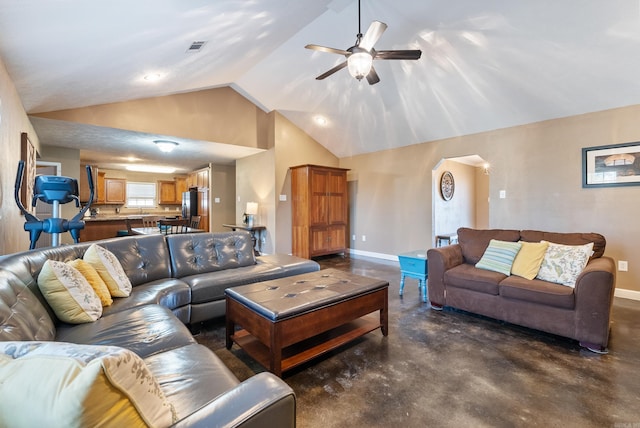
left=340, top=106, right=640, bottom=293
left=236, top=111, right=339, bottom=255
left=33, top=87, right=270, bottom=149
left=210, top=164, right=237, bottom=232
left=0, top=56, right=40, bottom=254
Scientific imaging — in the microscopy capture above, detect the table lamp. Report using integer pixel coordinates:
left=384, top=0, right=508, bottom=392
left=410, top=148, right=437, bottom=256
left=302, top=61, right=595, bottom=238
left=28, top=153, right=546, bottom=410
left=245, top=202, right=258, bottom=228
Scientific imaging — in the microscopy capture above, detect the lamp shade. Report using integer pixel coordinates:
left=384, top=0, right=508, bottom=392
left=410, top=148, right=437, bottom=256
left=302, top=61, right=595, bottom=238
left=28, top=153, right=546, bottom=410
left=245, top=202, right=258, bottom=215
left=347, top=51, right=373, bottom=80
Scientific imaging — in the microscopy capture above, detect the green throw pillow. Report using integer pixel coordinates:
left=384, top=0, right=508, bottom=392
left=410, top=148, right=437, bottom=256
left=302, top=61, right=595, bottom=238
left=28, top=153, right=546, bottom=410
left=475, top=239, right=522, bottom=276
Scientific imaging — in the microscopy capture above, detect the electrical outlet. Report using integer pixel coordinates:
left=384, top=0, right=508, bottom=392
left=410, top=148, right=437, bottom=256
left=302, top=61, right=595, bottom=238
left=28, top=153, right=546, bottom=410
left=279, top=194, right=287, bottom=201
left=618, top=261, right=628, bottom=272
left=362, top=235, right=366, bottom=242
left=352, top=234, right=356, bottom=241
left=214, top=197, right=220, bottom=203
left=499, top=190, right=506, bottom=199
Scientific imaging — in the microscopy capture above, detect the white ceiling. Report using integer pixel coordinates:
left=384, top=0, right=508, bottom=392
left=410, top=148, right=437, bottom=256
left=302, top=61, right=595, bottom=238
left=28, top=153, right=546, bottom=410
left=2, top=0, right=640, bottom=172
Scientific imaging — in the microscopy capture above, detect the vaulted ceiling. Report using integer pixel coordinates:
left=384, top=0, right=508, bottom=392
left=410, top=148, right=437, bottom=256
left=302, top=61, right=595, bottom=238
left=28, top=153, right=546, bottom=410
left=2, top=1, right=640, bottom=172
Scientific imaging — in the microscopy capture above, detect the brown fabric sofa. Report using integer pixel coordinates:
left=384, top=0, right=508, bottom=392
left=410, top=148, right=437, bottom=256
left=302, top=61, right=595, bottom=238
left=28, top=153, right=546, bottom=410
left=427, top=228, right=616, bottom=352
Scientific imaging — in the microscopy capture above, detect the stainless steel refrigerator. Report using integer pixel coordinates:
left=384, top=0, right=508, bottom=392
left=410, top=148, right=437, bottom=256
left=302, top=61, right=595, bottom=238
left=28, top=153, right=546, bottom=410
left=182, top=188, right=209, bottom=231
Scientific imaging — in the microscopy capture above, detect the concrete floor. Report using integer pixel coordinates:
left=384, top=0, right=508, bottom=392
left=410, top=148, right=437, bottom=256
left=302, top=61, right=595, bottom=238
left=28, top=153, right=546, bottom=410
left=196, top=254, right=640, bottom=428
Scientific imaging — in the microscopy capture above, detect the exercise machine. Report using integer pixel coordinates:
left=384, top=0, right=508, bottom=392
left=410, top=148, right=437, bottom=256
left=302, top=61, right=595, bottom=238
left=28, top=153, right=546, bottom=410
left=14, top=161, right=94, bottom=249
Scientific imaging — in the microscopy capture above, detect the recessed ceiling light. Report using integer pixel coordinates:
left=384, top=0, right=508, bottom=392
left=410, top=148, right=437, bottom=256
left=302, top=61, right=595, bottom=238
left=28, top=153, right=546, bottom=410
left=314, top=115, right=328, bottom=126
left=143, top=73, right=162, bottom=82
left=154, top=140, right=179, bottom=153
left=126, top=165, right=176, bottom=174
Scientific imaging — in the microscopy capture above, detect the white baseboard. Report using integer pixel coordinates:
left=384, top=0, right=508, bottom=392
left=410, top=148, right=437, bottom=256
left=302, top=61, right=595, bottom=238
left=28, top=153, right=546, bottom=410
left=348, top=248, right=640, bottom=302
left=614, top=288, right=640, bottom=301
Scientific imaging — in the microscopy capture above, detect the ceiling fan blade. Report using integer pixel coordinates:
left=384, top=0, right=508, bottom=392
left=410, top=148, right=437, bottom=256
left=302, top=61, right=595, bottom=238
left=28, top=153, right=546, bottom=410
left=359, top=21, right=387, bottom=51
left=366, top=66, right=380, bottom=85
left=305, top=44, right=350, bottom=56
left=375, top=50, right=422, bottom=60
left=316, top=61, right=348, bottom=80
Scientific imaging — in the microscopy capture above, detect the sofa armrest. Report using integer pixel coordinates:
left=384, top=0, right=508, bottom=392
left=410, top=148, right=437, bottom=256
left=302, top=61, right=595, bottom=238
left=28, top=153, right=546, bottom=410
left=171, top=372, right=296, bottom=428
left=427, top=244, right=464, bottom=308
left=573, top=256, right=616, bottom=348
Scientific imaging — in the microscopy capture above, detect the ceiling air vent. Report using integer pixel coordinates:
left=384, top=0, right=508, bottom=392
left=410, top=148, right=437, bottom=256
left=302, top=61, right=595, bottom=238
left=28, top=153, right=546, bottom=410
left=186, top=41, right=207, bottom=52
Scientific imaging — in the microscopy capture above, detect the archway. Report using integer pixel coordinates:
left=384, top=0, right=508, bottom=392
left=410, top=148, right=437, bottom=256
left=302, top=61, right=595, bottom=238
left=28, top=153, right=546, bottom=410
left=432, top=155, right=489, bottom=246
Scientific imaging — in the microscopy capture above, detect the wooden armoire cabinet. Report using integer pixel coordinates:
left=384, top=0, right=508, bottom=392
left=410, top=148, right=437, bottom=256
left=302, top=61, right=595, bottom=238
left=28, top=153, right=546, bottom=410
left=290, top=164, right=349, bottom=259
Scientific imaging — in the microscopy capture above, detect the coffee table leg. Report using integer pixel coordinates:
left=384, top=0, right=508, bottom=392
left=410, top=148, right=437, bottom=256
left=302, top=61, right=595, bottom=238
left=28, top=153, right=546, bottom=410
left=225, top=315, right=234, bottom=350
left=270, top=324, right=283, bottom=377
left=381, top=292, right=389, bottom=336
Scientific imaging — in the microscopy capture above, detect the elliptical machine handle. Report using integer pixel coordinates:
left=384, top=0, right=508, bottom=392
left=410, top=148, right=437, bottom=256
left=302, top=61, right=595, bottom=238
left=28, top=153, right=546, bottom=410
left=14, top=160, right=39, bottom=223
left=74, top=165, right=95, bottom=220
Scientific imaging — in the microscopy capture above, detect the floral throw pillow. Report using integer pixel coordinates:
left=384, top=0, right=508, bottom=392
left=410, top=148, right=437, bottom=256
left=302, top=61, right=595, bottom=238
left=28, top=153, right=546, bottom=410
left=536, top=241, right=594, bottom=287
left=0, top=341, right=176, bottom=427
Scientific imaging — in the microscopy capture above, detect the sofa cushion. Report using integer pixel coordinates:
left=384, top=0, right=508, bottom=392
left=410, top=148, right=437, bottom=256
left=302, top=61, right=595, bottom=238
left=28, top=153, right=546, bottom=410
left=475, top=239, right=522, bottom=276
left=520, top=230, right=605, bottom=259
left=536, top=241, right=594, bottom=287
left=457, top=228, right=520, bottom=264
left=101, top=279, right=191, bottom=319
left=444, top=263, right=502, bottom=295
left=37, top=260, right=102, bottom=324
left=0, top=341, right=176, bottom=428
left=166, top=232, right=256, bottom=278
left=68, top=259, right=113, bottom=307
left=0, top=271, right=56, bottom=341
left=511, top=241, right=549, bottom=280
left=499, top=276, right=575, bottom=309
left=144, top=344, right=239, bottom=421
left=98, top=235, right=173, bottom=287
left=55, top=305, right=196, bottom=359
left=83, top=244, right=132, bottom=297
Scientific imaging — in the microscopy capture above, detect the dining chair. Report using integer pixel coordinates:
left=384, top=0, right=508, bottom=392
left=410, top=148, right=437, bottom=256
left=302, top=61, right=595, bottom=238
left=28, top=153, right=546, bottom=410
left=189, top=215, right=201, bottom=229
left=158, top=218, right=188, bottom=234
left=142, top=216, right=161, bottom=228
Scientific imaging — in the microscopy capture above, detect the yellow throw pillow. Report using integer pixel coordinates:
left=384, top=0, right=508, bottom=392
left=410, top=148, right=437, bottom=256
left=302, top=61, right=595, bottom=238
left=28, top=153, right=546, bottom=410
left=0, top=341, right=176, bottom=428
left=37, top=260, right=102, bottom=323
left=68, top=259, right=113, bottom=307
left=511, top=241, right=549, bottom=280
left=83, top=244, right=132, bottom=297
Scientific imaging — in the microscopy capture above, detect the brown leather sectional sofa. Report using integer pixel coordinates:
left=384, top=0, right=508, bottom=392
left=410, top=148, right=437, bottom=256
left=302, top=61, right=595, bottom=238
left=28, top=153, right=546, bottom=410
left=427, top=228, right=616, bottom=353
left=0, top=231, right=320, bottom=427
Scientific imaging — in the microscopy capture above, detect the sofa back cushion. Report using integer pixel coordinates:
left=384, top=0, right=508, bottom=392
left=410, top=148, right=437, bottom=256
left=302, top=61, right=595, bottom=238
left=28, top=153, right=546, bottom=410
left=520, top=230, right=606, bottom=259
left=166, top=231, right=256, bottom=278
left=0, top=271, right=56, bottom=341
left=98, top=235, right=172, bottom=287
left=457, top=228, right=521, bottom=264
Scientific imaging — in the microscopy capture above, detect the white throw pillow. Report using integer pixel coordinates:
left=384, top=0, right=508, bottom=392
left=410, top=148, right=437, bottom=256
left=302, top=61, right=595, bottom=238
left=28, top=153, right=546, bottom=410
left=0, top=341, right=176, bottom=428
left=83, top=244, right=132, bottom=297
left=37, top=260, right=102, bottom=323
left=536, top=241, right=594, bottom=287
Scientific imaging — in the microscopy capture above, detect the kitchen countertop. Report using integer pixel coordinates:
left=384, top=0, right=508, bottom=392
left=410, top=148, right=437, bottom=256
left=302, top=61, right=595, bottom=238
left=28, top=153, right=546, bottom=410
left=83, top=214, right=179, bottom=222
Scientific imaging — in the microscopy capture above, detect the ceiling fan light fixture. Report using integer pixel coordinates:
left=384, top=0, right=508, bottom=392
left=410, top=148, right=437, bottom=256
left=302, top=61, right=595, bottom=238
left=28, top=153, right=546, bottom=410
left=347, top=51, right=373, bottom=80
left=154, top=140, right=179, bottom=153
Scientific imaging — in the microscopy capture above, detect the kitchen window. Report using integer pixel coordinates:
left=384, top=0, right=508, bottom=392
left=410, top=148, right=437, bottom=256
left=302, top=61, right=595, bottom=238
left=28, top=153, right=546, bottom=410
left=126, top=182, right=156, bottom=208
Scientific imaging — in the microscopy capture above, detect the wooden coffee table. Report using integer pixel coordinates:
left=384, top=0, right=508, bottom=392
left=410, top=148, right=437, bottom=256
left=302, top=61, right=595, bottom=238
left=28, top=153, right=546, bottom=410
left=225, top=268, right=389, bottom=376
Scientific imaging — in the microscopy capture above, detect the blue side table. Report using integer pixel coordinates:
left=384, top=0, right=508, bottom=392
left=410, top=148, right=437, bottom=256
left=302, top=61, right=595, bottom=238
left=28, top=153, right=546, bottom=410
left=398, top=250, right=428, bottom=302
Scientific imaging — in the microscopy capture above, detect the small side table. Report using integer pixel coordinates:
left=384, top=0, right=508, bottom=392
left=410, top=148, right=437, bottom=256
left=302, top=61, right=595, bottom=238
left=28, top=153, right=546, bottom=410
left=398, top=250, right=428, bottom=302
left=222, top=224, right=266, bottom=255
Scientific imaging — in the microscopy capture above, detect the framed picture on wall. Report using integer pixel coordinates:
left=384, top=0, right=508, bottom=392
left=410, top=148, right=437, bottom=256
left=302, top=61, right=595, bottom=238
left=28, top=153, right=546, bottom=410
left=582, top=142, right=640, bottom=188
left=20, top=132, right=37, bottom=213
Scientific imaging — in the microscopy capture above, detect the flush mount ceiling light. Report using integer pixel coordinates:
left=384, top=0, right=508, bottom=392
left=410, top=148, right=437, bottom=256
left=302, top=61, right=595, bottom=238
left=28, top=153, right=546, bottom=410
left=143, top=73, right=162, bottom=82
left=314, top=115, right=328, bottom=126
left=154, top=140, right=179, bottom=153
left=126, top=165, right=176, bottom=174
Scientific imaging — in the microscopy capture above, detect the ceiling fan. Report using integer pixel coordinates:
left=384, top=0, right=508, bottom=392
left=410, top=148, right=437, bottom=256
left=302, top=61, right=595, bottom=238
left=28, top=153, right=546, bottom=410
left=305, top=0, right=422, bottom=85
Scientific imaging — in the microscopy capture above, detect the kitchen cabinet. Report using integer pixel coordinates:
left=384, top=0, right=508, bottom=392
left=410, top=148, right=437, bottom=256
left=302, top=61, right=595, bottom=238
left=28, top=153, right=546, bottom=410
left=175, top=177, right=187, bottom=201
left=158, top=180, right=177, bottom=204
left=188, top=167, right=209, bottom=189
left=104, top=178, right=126, bottom=204
left=290, top=164, right=349, bottom=259
left=96, top=172, right=106, bottom=204
left=158, top=177, right=188, bottom=204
